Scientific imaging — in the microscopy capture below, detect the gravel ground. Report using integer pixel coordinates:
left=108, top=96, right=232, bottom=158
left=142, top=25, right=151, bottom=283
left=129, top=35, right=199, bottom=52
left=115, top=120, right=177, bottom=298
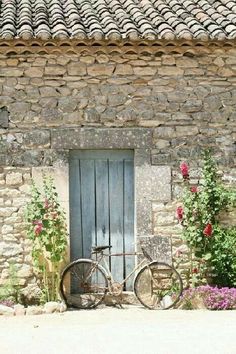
left=0, top=306, right=236, bottom=354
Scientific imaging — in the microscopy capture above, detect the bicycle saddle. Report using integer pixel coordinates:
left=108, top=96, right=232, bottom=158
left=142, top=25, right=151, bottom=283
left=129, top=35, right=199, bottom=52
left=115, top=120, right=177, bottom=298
left=92, top=245, right=112, bottom=253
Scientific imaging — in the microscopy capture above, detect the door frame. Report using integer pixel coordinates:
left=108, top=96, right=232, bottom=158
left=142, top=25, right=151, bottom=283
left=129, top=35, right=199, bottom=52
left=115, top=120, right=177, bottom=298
left=34, top=127, right=172, bottom=264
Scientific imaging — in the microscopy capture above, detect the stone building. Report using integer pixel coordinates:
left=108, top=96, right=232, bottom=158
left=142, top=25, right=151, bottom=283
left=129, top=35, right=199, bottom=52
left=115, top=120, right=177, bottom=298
left=0, top=0, right=236, bottom=293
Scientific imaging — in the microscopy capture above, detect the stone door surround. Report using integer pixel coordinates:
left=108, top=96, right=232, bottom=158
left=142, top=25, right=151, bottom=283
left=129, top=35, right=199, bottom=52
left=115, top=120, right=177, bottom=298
left=33, top=127, right=172, bottom=262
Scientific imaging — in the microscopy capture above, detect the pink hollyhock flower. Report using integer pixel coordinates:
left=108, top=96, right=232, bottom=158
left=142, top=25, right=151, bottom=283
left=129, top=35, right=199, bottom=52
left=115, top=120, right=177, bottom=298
left=192, top=268, right=198, bottom=274
left=180, top=162, right=189, bottom=180
left=44, top=198, right=49, bottom=209
left=190, top=186, right=198, bottom=193
left=34, top=221, right=43, bottom=235
left=33, top=220, right=42, bottom=225
left=203, top=223, right=213, bottom=237
left=176, top=206, right=184, bottom=221
left=51, top=212, right=58, bottom=220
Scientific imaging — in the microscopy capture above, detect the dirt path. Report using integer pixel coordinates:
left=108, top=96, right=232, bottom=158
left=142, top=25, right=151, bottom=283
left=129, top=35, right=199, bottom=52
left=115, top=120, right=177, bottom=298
left=0, top=306, right=236, bottom=354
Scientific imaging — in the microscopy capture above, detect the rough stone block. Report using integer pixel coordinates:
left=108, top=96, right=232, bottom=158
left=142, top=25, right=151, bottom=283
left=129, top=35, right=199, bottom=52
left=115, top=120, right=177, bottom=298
left=181, top=100, right=202, bottom=113
left=136, top=199, right=153, bottom=236
left=80, top=56, right=95, bottom=64
left=108, top=94, right=127, bottom=107
left=87, top=64, right=115, bottom=76
left=184, top=68, right=205, bottom=76
left=17, top=265, right=33, bottom=278
left=13, top=304, right=25, bottom=316
left=44, top=302, right=60, bottom=314
left=0, top=107, right=9, bottom=128
left=175, top=126, right=199, bottom=137
left=176, top=57, right=198, bottom=67
left=23, top=130, right=51, bottom=149
left=153, top=211, right=175, bottom=226
left=158, top=66, right=184, bottom=76
left=115, top=64, right=133, bottom=75
left=0, top=242, right=23, bottom=257
left=41, top=108, right=62, bottom=121
left=0, top=305, right=14, bottom=316
left=204, top=96, right=222, bottom=111
left=11, top=150, right=44, bottom=167
left=14, top=304, right=26, bottom=316
left=6, top=172, right=22, bottom=186
left=167, top=91, right=188, bottom=103
left=26, top=306, right=43, bottom=315
left=45, top=66, right=66, bottom=76
left=39, top=87, right=58, bottom=97
left=25, top=67, right=44, bottom=77
left=218, top=67, right=233, bottom=77
left=39, top=97, right=57, bottom=108
left=162, top=56, right=175, bottom=65
left=96, top=54, right=109, bottom=63
left=67, top=62, right=86, bottom=76
left=133, top=67, right=157, bottom=76
left=136, top=165, right=171, bottom=202
left=0, top=68, right=24, bottom=77
left=139, top=235, right=172, bottom=263
left=1, top=224, right=13, bottom=235
left=84, top=108, right=100, bottom=122
left=151, top=153, right=171, bottom=165
left=10, top=102, right=30, bottom=114
left=58, top=97, right=77, bottom=113
left=153, top=127, right=175, bottom=139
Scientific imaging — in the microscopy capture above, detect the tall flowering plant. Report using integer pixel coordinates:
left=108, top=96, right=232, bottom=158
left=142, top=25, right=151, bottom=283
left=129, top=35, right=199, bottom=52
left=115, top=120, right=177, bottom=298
left=177, top=151, right=236, bottom=287
left=25, top=176, right=67, bottom=302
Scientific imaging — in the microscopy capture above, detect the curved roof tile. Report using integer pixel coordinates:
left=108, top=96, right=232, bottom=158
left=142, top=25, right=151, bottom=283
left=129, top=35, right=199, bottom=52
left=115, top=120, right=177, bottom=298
left=0, top=0, right=236, bottom=40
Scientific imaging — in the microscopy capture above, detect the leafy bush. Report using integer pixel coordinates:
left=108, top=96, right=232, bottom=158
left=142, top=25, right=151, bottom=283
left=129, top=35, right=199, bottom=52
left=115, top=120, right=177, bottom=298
left=181, top=286, right=236, bottom=310
left=25, top=176, right=67, bottom=303
left=177, top=150, right=236, bottom=287
left=0, top=263, right=21, bottom=304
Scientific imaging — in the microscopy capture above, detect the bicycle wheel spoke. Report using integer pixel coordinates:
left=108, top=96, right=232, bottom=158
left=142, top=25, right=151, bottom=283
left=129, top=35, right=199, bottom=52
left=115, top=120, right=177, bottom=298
left=60, top=260, right=108, bottom=309
left=70, top=268, right=83, bottom=282
left=134, top=262, right=183, bottom=310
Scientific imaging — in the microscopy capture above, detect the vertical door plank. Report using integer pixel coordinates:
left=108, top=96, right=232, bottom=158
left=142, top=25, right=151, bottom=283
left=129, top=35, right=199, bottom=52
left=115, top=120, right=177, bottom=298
left=95, top=160, right=110, bottom=248
left=69, top=159, right=83, bottom=261
left=124, top=159, right=135, bottom=290
left=109, top=160, right=124, bottom=283
left=80, top=159, right=96, bottom=259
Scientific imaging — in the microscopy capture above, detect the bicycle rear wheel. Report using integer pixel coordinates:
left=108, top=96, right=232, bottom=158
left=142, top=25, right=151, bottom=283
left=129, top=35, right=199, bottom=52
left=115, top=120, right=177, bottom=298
left=134, top=261, right=183, bottom=310
left=60, top=259, right=108, bottom=309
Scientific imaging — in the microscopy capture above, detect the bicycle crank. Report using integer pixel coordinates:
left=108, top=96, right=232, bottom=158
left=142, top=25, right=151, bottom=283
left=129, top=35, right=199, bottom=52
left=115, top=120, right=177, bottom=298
left=109, top=282, right=123, bottom=296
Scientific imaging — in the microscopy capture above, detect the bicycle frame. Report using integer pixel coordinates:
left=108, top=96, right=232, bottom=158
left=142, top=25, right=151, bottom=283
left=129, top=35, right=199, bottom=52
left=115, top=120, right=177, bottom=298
left=93, top=251, right=148, bottom=287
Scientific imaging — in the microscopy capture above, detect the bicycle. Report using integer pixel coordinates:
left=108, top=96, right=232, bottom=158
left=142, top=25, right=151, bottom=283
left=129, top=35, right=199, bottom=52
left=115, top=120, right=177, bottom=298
left=59, top=245, right=183, bottom=310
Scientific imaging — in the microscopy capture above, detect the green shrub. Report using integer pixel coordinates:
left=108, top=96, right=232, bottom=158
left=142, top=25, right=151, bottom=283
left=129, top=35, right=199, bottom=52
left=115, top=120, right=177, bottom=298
left=177, top=150, right=236, bottom=287
left=25, top=176, right=67, bottom=303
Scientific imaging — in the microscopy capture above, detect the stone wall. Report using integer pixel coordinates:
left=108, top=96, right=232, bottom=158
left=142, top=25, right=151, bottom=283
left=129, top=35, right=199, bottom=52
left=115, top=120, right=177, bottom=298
left=0, top=168, right=33, bottom=286
left=0, top=44, right=236, bottom=290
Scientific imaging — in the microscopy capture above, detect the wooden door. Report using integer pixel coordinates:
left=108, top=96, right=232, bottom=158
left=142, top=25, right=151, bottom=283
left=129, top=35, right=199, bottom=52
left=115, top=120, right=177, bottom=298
left=69, top=150, right=134, bottom=289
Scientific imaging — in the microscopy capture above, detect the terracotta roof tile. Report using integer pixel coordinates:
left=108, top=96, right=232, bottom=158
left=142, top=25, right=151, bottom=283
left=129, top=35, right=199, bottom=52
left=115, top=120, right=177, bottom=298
left=0, top=0, right=236, bottom=40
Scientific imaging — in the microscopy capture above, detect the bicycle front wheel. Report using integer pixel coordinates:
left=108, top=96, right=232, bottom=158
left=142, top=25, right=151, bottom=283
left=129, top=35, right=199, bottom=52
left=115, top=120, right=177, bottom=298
left=134, top=261, right=183, bottom=310
left=60, top=259, right=108, bottom=309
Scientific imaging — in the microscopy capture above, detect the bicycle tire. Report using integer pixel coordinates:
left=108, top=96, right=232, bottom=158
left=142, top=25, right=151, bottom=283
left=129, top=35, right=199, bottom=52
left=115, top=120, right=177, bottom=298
left=60, top=259, right=108, bottom=309
left=134, top=261, right=183, bottom=310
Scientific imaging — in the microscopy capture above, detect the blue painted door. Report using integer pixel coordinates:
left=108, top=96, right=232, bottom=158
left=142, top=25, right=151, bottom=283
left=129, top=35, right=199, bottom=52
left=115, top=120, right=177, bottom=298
left=69, top=150, right=134, bottom=289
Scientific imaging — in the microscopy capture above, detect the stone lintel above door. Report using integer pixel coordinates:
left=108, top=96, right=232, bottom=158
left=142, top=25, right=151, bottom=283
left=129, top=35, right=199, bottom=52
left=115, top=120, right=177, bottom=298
left=51, top=127, right=152, bottom=150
